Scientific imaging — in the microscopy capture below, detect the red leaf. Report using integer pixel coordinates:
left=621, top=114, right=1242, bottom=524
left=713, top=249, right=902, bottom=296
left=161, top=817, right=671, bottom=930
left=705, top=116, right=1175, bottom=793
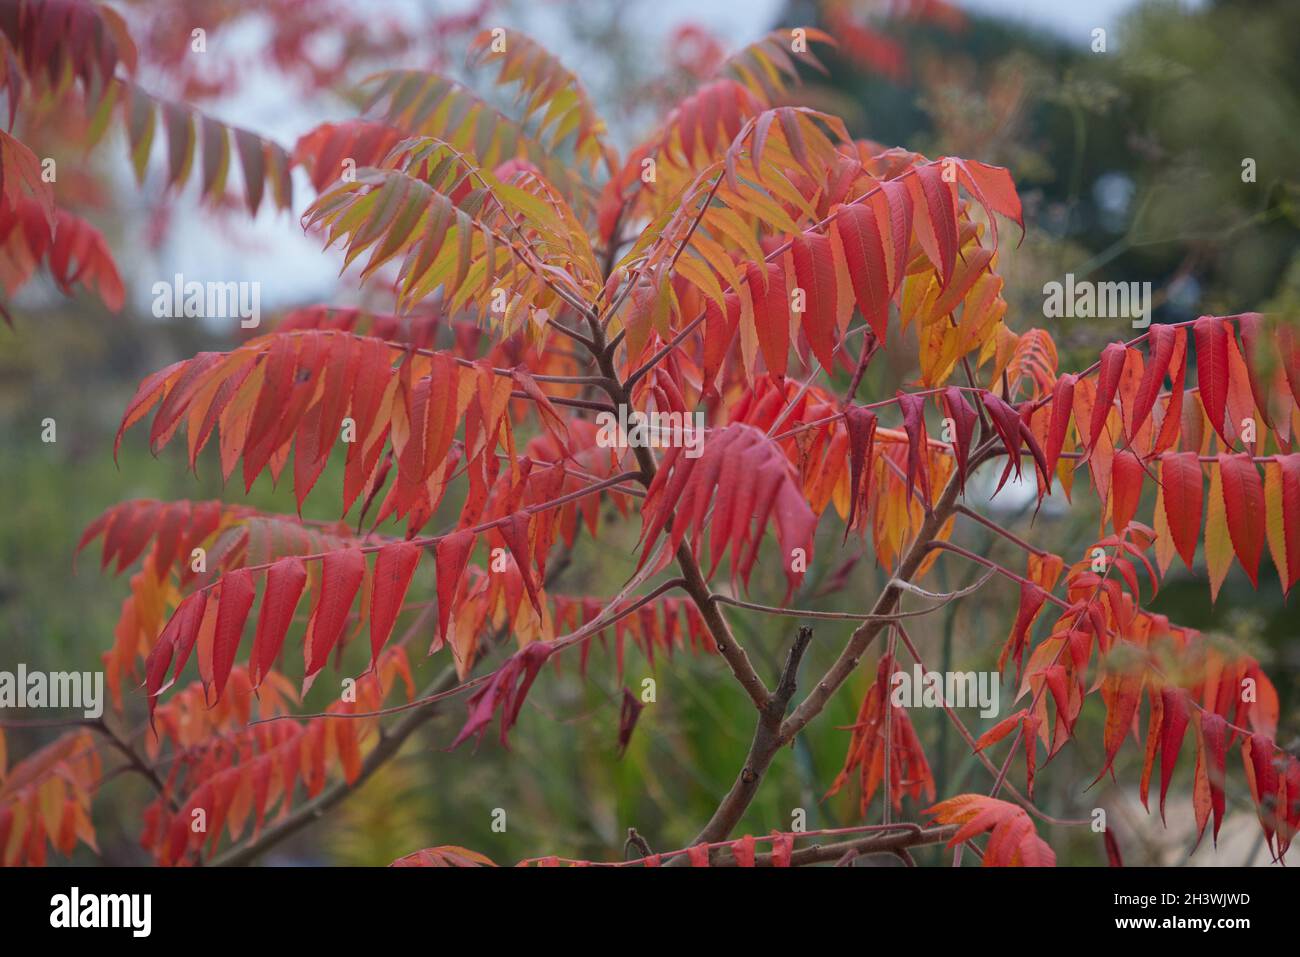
left=1022, top=712, right=1041, bottom=798
left=251, top=557, right=307, bottom=688
left=1094, top=655, right=1143, bottom=785
left=702, top=293, right=741, bottom=391
left=369, top=542, right=422, bottom=669
left=770, top=832, right=793, bottom=867
left=616, top=687, right=644, bottom=757
left=842, top=404, right=878, bottom=540
left=1235, top=314, right=1274, bottom=429
left=303, top=548, right=366, bottom=687
left=1043, top=373, right=1076, bottom=482
left=211, top=569, right=255, bottom=702
left=1160, top=452, right=1203, bottom=570
left=925, top=794, right=1055, bottom=867
left=835, top=203, right=890, bottom=343
left=1282, top=755, right=1300, bottom=857
left=908, top=163, right=958, bottom=286
left=46, top=208, right=124, bottom=311
left=142, top=591, right=208, bottom=724
left=1154, top=332, right=1190, bottom=453
left=450, top=642, right=553, bottom=749
left=1140, top=688, right=1163, bottom=811
left=999, top=584, right=1046, bottom=677
left=981, top=391, right=1046, bottom=496
left=1194, top=315, right=1231, bottom=446
left=974, top=709, right=1028, bottom=751
left=513, top=367, right=569, bottom=453
left=639, top=424, right=816, bottom=598
left=423, top=355, right=468, bottom=477
left=1159, top=688, right=1190, bottom=824
left=1218, top=453, right=1265, bottom=586
left=241, top=335, right=301, bottom=489
left=114, top=361, right=184, bottom=461
left=343, top=339, right=396, bottom=512
left=1087, top=343, right=1126, bottom=455
left=1278, top=454, right=1300, bottom=593
left=1278, top=324, right=1300, bottom=408
left=1130, top=323, right=1177, bottom=439
left=1201, top=712, right=1228, bottom=844
left=1245, top=733, right=1281, bottom=850
left=294, top=336, right=357, bottom=505
left=1104, top=829, right=1123, bottom=867
left=941, top=386, right=976, bottom=493
left=791, top=232, right=838, bottom=372
left=498, top=511, right=542, bottom=616
left=294, top=120, right=403, bottom=192
left=896, top=391, right=930, bottom=502
left=747, top=260, right=789, bottom=382
left=730, top=835, right=756, bottom=868
left=1110, top=449, right=1143, bottom=534
left=149, top=352, right=223, bottom=454
left=952, top=158, right=1023, bottom=246
left=434, top=530, right=476, bottom=650
left=873, top=178, right=913, bottom=292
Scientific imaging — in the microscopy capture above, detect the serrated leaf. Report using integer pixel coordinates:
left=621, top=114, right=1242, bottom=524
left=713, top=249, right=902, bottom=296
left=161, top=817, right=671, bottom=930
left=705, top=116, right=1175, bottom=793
left=303, top=549, right=366, bottom=688
left=251, top=557, right=308, bottom=688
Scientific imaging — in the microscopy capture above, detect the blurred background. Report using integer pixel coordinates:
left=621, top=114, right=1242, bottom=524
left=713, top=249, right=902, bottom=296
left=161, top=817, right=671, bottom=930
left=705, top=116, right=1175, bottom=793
left=2, top=0, right=1298, bottom=866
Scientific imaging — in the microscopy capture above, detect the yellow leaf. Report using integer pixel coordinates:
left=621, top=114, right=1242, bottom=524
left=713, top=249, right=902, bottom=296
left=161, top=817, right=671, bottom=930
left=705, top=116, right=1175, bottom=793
left=1263, top=459, right=1288, bottom=589
left=1204, top=462, right=1232, bottom=601
left=1152, top=476, right=1175, bottom=576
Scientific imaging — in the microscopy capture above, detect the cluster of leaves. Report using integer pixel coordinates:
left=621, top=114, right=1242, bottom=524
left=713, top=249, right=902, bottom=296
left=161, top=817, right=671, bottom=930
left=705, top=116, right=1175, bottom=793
left=138, top=653, right=412, bottom=867
left=0, top=128, right=121, bottom=318
left=0, top=730, right=99, bottom=866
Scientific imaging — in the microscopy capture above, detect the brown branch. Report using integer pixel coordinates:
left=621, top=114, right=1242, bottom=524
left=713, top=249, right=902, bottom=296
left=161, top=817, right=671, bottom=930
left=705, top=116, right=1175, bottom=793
left=526, top=821, right=943, bottom=867
left=510, top=390, right=615, bottom=414
left=90, top=716, right=174, bottom=808
left=676, top=625, right=814, bottom=858
left=584, top=314, right=771, bottom=711
left=954, top=504, right=1048, bottom=557
left=681, top=441, right=1003, bottom=850
left=711, top=570, right=993, bottom=622
left=624, top=828, right=653, bottom=860
left=779, top=458, right=967, bottom=744
left=719, top=824, right=958, bottom=866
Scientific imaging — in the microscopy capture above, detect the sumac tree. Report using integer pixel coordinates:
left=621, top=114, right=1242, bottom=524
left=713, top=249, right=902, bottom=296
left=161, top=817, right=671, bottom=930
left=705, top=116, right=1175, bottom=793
left=1, top=0, right=1297, bottom=869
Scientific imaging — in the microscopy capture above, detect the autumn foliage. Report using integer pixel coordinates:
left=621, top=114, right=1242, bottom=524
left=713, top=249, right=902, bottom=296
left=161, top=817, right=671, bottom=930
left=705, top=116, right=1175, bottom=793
left=1, top=0, right=1298, bottom=869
